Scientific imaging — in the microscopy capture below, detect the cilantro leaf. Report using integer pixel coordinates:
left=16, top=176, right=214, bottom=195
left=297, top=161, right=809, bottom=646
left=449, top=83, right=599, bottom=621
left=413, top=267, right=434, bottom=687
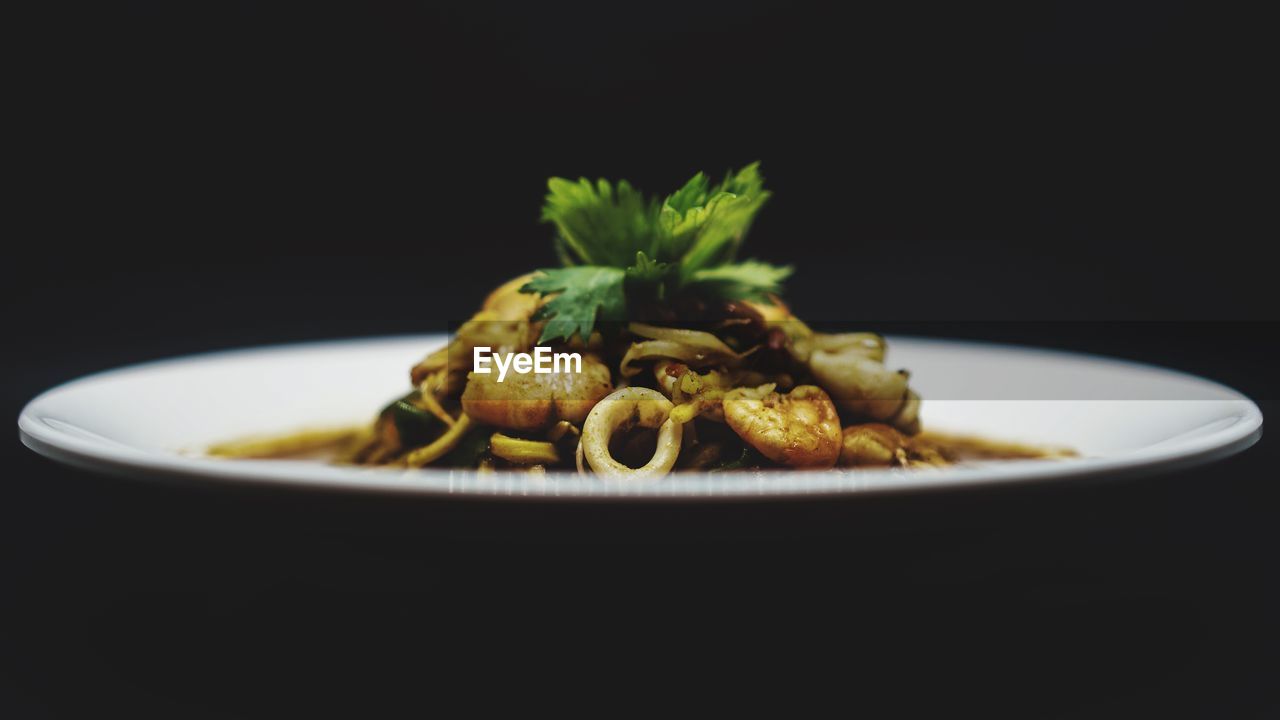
left=624, top=251, right=674, bottom=303
left=541, top=177, right=657, bottom=268
left=674, top=163, right=771, bottom=279
left=663, top=171, right=710, bottom=215
left=522, top=267, right=627, bottom=344
left=687, top=260, right=793, bottom=300
left=525, top=164, right=783, bottom=340
left=655, top=171, right=712, bottom=260
left=715, top=161, right=768, bottom=198
left=623, top=251, right=671, bottom=283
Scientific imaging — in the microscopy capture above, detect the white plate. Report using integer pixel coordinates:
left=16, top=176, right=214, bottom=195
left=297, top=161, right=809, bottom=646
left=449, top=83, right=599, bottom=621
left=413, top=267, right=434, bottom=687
left=18, top=335, right=1262, bottom=501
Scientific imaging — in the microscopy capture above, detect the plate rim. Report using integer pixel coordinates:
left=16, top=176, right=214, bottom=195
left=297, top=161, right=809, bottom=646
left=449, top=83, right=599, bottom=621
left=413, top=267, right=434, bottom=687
left=16, top=335, right=1265, bottom=503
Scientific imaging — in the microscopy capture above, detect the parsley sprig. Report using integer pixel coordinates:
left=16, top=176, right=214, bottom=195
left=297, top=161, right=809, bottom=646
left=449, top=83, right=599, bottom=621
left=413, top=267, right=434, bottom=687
left=522, top=163, right=791, bottom=343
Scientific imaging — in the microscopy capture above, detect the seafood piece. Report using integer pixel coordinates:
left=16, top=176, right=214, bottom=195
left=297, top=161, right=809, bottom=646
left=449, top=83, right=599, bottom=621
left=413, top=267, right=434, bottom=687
left=722, top=384, right=841, bottom=468
left=840, top=423, right=909, bottom=467
left=461, top=353, right=613, bottom=432
left=808, top=347, right=920, bottom=433
left=579, top=387, right=683, bottom=479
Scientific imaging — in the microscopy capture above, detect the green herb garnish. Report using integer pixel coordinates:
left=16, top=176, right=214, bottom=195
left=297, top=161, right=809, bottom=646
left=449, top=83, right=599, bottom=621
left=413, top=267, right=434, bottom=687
left=522, top=163, right=791, bottom=343
left=522, top=266, right=627, bottom=348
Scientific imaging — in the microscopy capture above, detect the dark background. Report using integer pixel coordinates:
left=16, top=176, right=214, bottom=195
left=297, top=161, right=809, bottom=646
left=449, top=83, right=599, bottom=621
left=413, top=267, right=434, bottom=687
left=5, top=2, right=1276, bottom=717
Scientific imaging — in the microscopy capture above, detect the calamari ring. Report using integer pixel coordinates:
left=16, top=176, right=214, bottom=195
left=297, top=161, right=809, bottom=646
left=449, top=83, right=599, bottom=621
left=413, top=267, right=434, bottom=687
left=580, top=387, right=682, bottom=479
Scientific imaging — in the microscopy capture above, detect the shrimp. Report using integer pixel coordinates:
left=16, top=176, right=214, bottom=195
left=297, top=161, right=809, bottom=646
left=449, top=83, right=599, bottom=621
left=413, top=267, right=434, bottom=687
left=839, top=423, right=909, bottom=467
left=840, top=422, right=949, bottom=468
left=722, top=384, right=842, bottom=468
left=460, top=352, right=613, bottom=432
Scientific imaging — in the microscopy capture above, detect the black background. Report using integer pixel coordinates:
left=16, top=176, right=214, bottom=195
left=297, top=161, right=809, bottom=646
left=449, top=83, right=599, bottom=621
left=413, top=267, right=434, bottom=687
left=5, top=2, right=1276, bottom=717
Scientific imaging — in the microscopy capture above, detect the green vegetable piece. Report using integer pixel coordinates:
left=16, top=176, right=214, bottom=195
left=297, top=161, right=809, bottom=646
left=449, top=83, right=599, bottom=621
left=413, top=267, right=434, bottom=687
left=523, top=266, right=627, bottom=344
left=523, top=163, right=788, bottom=341
left=380, top=392, right=444, bottom=448
left=438, top=424, right=493, bottom=467
left=709, top=445, right=768, bottom=472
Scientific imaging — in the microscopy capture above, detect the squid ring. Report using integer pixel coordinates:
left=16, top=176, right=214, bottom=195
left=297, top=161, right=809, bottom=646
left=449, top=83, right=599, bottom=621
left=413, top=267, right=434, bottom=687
left=580, top=387, right=682, bottom=479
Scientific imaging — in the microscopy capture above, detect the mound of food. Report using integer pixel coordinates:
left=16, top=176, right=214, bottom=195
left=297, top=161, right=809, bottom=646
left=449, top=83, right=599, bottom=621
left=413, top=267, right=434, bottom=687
left=213, top=165, right=1068, bottom=475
